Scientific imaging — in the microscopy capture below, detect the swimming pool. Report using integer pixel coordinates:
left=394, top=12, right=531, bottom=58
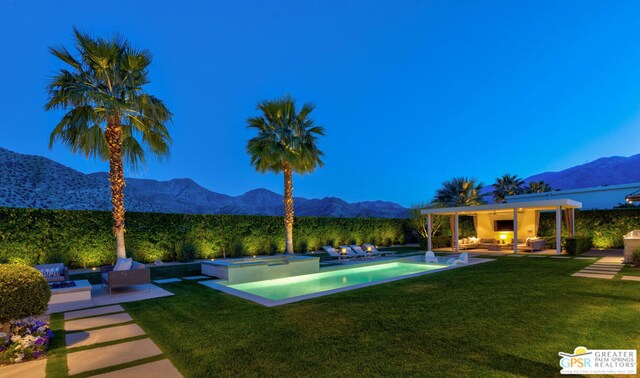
left=201, top=260, right=451, bottom=306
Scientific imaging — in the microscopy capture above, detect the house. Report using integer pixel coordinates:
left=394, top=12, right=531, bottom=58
left=505, top=182, right=640, bottom=209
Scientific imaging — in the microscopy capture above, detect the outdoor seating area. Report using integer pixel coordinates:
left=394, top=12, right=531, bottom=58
left=322, top=244, right=396, bottom=261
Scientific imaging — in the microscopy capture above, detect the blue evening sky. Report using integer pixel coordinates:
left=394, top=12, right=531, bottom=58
left=1, top=1, right=640, bottom=207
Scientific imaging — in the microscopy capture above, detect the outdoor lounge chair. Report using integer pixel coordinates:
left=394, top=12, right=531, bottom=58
left=101, top=258, right=151, bottom=294
left=338, top=246, right=359, bottom=259
left=446, top=252, right=469, bottom=265
left=362, top=244, right=395, bottom=257
left=425, top=251, right=438, bottom=263
left=34, top=263, right=69, bottom=283
left=322, top=246, right=352, bottom=260
left=350, top=245, right=373, bottom=258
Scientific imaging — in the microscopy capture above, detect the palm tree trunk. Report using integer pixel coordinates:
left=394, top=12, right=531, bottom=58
left=283, top=164, right=294, bottom=254
left=106, top=116, right=127, bottom=260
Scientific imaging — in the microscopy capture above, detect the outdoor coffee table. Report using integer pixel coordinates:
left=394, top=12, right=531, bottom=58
left=48, top=279, right=92, bottom=305
left=487, top=245, right=502, bottom=251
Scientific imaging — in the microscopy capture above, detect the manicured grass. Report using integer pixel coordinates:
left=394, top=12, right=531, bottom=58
left=620, top=264, right=640, bottom=276
left=116, top=257, right=640, bottom=377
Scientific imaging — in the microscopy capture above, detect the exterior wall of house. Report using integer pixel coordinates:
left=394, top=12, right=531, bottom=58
left=505, top=183, right=640, bottom=210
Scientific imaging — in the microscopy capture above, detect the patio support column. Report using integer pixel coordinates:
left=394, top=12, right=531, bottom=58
left=570, top=208, right=575, bottom=237
left=513, top=208, right=518, bottom=254
left=454, top=213, right=459, bottom=252
left=555, top=206, right=562, bottom=255
left=427, top=214, right=433, bottom=252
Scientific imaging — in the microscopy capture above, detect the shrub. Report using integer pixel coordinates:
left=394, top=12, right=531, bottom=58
left=0, top=265, right=51, bottom=326
left=0, top=208, right=409, bottom=266
left=176, top=241, right=197, bottom=262
left=565, top=236, right=593, bottom=255
left=631, top=248, right=640, bottom=268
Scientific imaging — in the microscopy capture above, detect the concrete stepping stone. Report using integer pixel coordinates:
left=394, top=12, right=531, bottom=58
left=90, top=359, right=183, bottom=378
left=0, top=357, right=46, bottom=378
left=598, top=256, right=624, bottom=264
left=507, top=255, right=525, bottom=257
left=572, top=272, right=614, bottom=279
left=579, top=269, right=618, bottom=275
left=182, top=275, right=209, bottom=280
left=153, top=278, right=181, bottom=284
left=67, top=338, right=162, bottom=375
left=575, top=257, right=597, bottom=260
left=527, top=255, right=546, bottom=258
left=550, top=256, right=571, bottom=259
left=65, top=305, right=124, bottom=320
left=584, top=266, right=621, bottom=272
left=65, top=312, right=132, bottom=332
left=621, top=276, right=640, bottom=282
left=66, top=323, right=145, bottom=349
left=589, top=264, right=622, bottom=268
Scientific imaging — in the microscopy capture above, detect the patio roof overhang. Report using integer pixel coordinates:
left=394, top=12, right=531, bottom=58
left=420, top=198, right=582, bottom=216
left=420, top=199, right=582, bottom=255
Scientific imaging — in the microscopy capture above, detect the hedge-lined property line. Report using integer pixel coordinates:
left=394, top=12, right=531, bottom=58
left=0, top=208, right=410, bottom=268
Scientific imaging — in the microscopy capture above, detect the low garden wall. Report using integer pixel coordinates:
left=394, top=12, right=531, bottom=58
left=0, top=207, right=410, bottom=268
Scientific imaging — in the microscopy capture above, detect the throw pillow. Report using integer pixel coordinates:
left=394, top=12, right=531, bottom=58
left=114, top=257, right=133, bottom=271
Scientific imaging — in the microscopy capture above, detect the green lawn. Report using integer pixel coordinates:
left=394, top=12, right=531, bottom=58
left=98, top=257, right=640, bottom=377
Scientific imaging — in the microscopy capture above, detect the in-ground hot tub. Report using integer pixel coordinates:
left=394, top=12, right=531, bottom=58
left=201, top=255, right=320, bottom=284
left=623, top=230, right=640, bottom=263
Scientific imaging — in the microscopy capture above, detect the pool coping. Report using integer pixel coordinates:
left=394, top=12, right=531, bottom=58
left=199, top=257, right=494, bottom=307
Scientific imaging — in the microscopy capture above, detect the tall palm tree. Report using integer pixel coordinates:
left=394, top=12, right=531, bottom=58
left=46, top=28, right=172, bottom=259
left=246, top=95, right=324, bottom=254
left=433, top=177, right=485, bottom=207
left=527, top=180, right=552, bottom=193
left=492, top=174, right=525, bottom=203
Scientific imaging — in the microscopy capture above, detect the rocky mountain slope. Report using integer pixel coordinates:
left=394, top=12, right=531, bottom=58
left=0, top=147, right=408, bottom=218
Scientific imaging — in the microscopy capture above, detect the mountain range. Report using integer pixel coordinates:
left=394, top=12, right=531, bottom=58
left=1, top=147, right=640, bottom=217
left=0, top=147, right=408, bottom=218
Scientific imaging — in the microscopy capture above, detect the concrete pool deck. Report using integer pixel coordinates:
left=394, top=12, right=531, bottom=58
left=199, top=256, right=493, bottom=307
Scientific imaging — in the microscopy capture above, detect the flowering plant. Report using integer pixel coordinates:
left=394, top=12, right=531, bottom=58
left=0, top=317, right=53, bottom=365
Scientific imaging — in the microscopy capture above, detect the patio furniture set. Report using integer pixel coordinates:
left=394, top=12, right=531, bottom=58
left=457, top=237, right=546, bottom=252
left=34, top=258, right=151, bottom=305
left=322, top=244, right=395, bottom=261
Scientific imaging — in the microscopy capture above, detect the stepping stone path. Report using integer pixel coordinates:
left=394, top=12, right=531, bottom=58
left=182, top=275, right=209, bottom=280
left=621, top=276, right=640, bottom=282
left=153, top=278, right=182, bottom=284
left=572, top=257, right=624, bottom=280
left=63, top=305, right=183, bottom=377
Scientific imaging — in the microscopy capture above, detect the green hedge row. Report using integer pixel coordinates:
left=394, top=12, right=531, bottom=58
left=538, top=209, right=640, bottom=249
left=0, top=207, right=410, bottom=268
left=564, top=236, right=593, bottom=255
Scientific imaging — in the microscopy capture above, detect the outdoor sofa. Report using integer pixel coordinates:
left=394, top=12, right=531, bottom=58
left=101, top=258, right=151, bottom=294
left=512, top=238, right=546, bottom=252
left=34, top=263, right=69, bottom=283
left=458, top=237, right=480, bottom=250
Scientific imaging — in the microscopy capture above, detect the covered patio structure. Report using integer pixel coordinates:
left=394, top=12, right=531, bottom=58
left=420, top=199, right=582, bottom=255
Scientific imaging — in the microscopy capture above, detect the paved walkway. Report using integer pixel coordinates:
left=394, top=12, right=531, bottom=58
left=572, top=256, right=624, bottom=280
left=63, top=304, right=183, bottom=377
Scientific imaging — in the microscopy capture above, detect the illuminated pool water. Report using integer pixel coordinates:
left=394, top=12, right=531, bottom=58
left=224, top=262, right=443, bottom=301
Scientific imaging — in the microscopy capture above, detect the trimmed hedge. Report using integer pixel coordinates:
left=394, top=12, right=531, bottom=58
left=0, top=208, right=410, bottom=268
left=565, top=236, right=593, bottom=255
left=0, top=265, right=51, bottom=324
left=538, top=209, right=640, bottom=249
